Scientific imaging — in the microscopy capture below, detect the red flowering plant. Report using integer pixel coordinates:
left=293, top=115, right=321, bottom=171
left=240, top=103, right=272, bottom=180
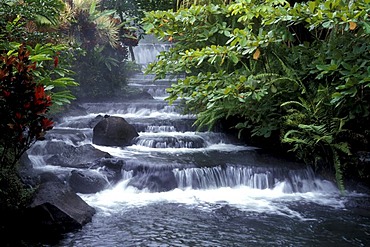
left=0, top=44, right=54, bottom=167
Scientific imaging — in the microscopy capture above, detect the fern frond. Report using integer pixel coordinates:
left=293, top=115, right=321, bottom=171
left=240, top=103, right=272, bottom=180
left=281, top=100, right=305, bottom=109
left=195, top=106, right=224, bottom=130
left=332, top=142, right=351, bottom=156
left=252, top=73, right=279, bottom=81
left=297, top=123, right=326, bottom=133
left=272, top=51, right=306, bottom=94
left=333, top=150, right=345, bottom=193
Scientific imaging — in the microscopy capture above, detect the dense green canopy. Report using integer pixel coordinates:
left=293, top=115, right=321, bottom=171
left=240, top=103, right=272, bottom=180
left=142, top=0, right=370, bottom=190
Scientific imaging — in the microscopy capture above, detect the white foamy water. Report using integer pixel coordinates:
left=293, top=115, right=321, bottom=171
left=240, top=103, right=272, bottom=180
left=93, top=142, right=254, bottom=155
left=80, top=179, right=344, bottom=220
left=59, top=110, right=195, bottom=124
left=35, top=38, right=370, bottom=247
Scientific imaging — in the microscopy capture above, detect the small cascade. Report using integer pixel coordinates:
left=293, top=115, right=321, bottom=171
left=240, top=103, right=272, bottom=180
left=145, top=125, right=176, bottom=133
left=28, top=154, right=47, bottom=168
left=127, top=73, right=184, bottom=100
left=175, top=165, right=272, bottom=190
left=131, top=35, right=174, bottom=70
left=133, top=133, right=207, bottom=148
left=132, top=43, right=171, bottom=67
left=122, top=170, right=134, bottom=180
left=27, top=34, right=369, bottom=247
left=173, top=165, right=336, bottom=193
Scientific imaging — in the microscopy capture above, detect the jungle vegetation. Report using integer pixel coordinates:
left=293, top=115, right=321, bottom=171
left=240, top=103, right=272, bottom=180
left=0, top=0, right=144, bottom=215
left=0, top=0, right=78, bottom=214
left=0, top=0, right=369, bottom=218
left=142, top=0, right=370, bottom=191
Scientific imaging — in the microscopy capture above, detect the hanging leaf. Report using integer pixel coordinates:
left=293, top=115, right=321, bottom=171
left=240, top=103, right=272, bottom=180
left=229, top=52, right=239, bottom=64
left=363, top=21, right=370, bottom=34
left=349, top=21, right=357, bottom=31
left=253, top=48, right=260, bottom=60
left=270, top=84, right=277, bottom=93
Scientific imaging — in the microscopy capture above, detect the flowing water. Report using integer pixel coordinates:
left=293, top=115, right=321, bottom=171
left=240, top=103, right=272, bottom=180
left=25, top=73, right=369, bottom=247
left=26, top=40, right=370, bottom=246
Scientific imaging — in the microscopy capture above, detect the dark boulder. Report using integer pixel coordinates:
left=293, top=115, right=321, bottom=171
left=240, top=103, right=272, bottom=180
left=45, top=143, right=112, bottom=168
left=126, top=90, right=153, bottom=100
left=68, top=169, right=110, bottom=194
left=92, top=116, right=139, bottom=146
left=91, top=158, right=126, bottom=184
left=127, top=170, right=177, bottom=192
left=25, top=173, right=95, bottom=234
left=42, top=129, right=90, bottom=145
left=89, top=114, right=104, bottom=128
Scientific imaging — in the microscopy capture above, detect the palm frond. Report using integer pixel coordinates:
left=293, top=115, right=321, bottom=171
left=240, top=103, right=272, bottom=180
left=94, top=15, right=119, bottom=48
left=64, top=0, right=119, bottom=48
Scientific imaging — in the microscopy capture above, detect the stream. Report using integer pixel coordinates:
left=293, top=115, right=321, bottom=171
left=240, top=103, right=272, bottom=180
left=24, top=39, right=370, bottom=246
left=23, top=71, right=369, bottom=247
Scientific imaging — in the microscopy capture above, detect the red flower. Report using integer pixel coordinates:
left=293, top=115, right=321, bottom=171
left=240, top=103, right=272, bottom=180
left=3, top=90, right=10, bottom=97
left=54, top=56, right=59, bottom=68
left=53, top=52, right=60, bottom=68
left=45, top=95, right=52, bottom=106
left=41, top=118, right=54, bottom=131
left=27, top=62, right=37, bottom=71
left=34, top=85, right=45, bottom=101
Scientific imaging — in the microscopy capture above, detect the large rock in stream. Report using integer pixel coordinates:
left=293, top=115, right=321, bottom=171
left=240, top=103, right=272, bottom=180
left=92, top=116, right=139, bottom=146
left=24, top=173, right=96, bottom=234
left=68, top=169, right=110, bottom=194
left=44, top=143, right=112, bottom=167
left=127, top=170, right=178, bottom=192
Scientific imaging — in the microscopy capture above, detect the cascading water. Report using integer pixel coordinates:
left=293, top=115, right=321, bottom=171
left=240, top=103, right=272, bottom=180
left=26, top=37, right=369, bottom=246
left=132, top=35, right=172, bottom=69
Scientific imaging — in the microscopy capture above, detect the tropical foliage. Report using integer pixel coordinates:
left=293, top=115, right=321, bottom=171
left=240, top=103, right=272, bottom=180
left=99, top=0, right=173, bottom=61
left=61, top=0, right=139, bottom=100
left=100, top=0, right=174, bottom=30
left=0, top=0, right=79, bottom=108
left=0, top=0, right=65, bottom=44
left=142, top=0, right=370, bottom=190
left=0, top=0, right=78, bottom=212
left=0, top=45, right=54, bottom=166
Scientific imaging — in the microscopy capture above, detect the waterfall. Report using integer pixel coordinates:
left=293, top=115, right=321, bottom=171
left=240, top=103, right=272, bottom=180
left=26, top=74, right=341, bottom=195
left=27, top=32, right=369, bottom=247
left=173, top=165, right=337, bottom=193
left=132, top=35, right=172, bottom=68
left=23, top=33, right=348, bottom=211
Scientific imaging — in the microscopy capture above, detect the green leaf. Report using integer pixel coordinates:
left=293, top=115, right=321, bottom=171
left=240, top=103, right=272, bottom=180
left=322, top=21, right=332, bottom=29
left=270, top=84, right=277, bottom=93
left=90, top=0, right=97, bottom=15
left=362, top=21, right=370, bottom=34
left=316, top=63, right=338, bottom=71
left=308, top=1, right=316, bottom=13
left=229, top=53, right=239, bottom=64
left=29, top=54, right=52, bottom=62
